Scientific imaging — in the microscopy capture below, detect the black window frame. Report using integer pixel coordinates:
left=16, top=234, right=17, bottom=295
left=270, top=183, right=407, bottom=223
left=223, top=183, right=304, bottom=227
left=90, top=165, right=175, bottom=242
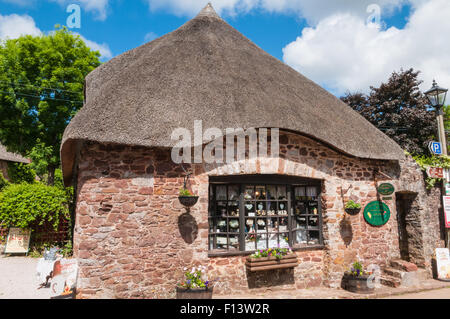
left=208, top=175, right=324, bottom=257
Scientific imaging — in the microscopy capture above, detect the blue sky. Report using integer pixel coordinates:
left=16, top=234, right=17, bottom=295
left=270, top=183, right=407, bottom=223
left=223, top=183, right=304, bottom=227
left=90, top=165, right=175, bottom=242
left=0, top=0, right=448, bottom=96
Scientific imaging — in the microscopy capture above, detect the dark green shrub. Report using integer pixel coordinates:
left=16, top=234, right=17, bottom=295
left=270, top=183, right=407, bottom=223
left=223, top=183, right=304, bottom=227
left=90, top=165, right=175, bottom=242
left=0, top=172, right=8, bottom=192
left=7, top=163, right=36, bottom=184
left=0, top=183, right=69, bottom=230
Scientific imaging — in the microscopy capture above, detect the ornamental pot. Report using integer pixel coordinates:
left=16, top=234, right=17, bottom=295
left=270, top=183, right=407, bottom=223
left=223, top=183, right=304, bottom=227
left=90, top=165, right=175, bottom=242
left=176, top=286, right=213, bottom=299
left=245, top=253, right=299, bottom=272
left=341, top=273, right=375, bottom=294
left=345, top=208, right=361, bottom=216
left=178, top=196, right=199, bottom=208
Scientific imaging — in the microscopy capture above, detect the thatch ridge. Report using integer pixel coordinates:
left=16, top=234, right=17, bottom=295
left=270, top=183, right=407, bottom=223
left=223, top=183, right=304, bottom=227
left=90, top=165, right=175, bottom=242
left=61, top=4, right=405, bottom=185
left=0, top=144, right=30, bottom=164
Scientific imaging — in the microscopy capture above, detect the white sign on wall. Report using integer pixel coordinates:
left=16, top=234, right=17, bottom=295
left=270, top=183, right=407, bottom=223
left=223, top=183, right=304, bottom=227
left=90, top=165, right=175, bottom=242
left=436, top=248, right=450, bottom=281
left=444, top=197, right=450, bottom=229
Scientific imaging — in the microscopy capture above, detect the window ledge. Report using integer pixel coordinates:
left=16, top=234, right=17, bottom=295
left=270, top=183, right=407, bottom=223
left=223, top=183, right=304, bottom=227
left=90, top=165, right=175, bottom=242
left=208, top=244, right=325, bottom=258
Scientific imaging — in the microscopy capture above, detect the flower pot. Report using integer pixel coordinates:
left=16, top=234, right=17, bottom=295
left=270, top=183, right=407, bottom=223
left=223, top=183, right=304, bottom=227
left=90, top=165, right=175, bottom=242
left=345, top=208, right=361, bottom=215
left=178, top=196, right=199, bottom=208
left=245, top=253, right=298, bottom=272
left=176, top=286, right=213, bottom=299
left=341, top=273, right=375, bottom=294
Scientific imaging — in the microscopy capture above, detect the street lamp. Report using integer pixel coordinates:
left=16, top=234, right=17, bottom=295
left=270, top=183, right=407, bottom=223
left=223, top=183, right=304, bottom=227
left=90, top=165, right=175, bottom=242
left=425, top=80, right=450, bottom=250
left=425, top=80, right=448, bottom=156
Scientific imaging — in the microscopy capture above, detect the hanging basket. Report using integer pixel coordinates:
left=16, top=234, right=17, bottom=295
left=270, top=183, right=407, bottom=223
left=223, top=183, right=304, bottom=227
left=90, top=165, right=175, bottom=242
left=345, top=208, right=361, bottom=215
left=178, top=196, right=199, bottom=208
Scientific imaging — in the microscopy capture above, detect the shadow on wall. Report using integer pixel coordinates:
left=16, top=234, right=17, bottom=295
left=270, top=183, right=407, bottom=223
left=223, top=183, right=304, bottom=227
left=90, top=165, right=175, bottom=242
left=340, top=216, right=353, bottom=247
left=247, top=268, right=295, bottom=289
left=178, top=212, right=198, bottom=244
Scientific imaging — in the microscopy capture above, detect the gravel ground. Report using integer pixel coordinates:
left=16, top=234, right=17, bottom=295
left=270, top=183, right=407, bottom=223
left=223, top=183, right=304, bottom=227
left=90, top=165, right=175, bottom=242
left=0, top=256, right=53, bottom=299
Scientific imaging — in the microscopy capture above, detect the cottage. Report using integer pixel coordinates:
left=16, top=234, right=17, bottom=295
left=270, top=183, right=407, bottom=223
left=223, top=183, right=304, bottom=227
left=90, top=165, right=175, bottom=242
left=61, top=4, right=445, bottom=298
left=0, top=144, right=30, bottom=181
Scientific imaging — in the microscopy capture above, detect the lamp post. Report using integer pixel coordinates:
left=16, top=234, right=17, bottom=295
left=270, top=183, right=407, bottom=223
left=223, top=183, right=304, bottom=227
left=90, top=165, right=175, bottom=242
left=425, top=80, right=448, bottom=156
left=425, top=80, right=449, bottom=249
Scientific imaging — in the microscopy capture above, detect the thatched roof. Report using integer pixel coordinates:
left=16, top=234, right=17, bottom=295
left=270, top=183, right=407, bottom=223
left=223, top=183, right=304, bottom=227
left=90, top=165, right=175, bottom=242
left=0, top=144, right=30, bottom=164
left=61, top=3, right=405, bottom=185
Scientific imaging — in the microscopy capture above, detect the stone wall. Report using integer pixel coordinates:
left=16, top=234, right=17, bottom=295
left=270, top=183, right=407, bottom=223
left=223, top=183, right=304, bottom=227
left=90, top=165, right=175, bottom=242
left=72, top=131, right=442, bottom=298
left=0, top=160, right=8, bottom=180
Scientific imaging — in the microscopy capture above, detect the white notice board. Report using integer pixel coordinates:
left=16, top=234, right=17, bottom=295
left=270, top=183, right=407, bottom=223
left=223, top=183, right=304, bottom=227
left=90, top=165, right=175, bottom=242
left=4, top=228, right=31, bottom=254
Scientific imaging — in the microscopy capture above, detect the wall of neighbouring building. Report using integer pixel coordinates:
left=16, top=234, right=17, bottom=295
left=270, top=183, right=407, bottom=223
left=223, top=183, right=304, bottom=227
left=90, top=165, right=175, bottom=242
left=0, top=160, right=9, bottom=180
left=72, top=131, right=445, bottom=298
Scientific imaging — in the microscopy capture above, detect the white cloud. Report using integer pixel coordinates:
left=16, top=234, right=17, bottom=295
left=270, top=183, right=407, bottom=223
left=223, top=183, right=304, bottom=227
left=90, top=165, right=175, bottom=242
left=282, top=0, right=450, bottom=95
left=145, top=0, right=417, bottom=23
left=77, top=33, right=113, bottom=60
left=144, top=32, right=158, bottom=43
left=0, top=14, right=42, bottom=39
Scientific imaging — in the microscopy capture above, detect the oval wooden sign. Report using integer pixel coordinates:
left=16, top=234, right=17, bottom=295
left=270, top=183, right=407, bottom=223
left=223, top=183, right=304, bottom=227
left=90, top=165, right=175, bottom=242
left=377, top=183, right=395, bottom=196
left=364, top=201, right=391, bottom=227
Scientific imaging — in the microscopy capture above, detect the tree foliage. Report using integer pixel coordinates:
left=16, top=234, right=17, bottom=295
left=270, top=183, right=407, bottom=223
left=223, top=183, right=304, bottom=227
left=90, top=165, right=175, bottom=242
left=0, top=183, right=69, bottom=230
left=0, top=26, right=101, bottom=184
left=341, top=68, right=436, bottom=155
left=7, top=162, right=36, bottom=184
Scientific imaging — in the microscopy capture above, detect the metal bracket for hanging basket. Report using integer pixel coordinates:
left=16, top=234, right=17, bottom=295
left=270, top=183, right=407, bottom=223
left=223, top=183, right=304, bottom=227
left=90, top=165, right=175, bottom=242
left=178, top=165, right=199, bottom=208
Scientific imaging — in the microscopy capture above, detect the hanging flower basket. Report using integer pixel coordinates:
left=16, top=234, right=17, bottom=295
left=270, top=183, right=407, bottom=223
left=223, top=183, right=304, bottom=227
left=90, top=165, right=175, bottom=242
left=178, top=196, right=199, bottom=208
left=344, top=200, right=362, bottom=215
left=345, top=208, right=361, bottom=215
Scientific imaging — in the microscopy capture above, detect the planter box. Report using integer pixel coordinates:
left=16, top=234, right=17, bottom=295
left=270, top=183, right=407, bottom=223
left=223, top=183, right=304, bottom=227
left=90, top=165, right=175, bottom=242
left=176, top=286, right=213, bottom=299
left=245, top=253, right=298, bottom=272
left=341, top=273, right=375, bottom=294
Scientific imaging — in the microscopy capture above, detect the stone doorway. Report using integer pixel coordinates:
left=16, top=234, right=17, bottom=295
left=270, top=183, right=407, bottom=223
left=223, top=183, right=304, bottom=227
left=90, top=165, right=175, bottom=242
left=395, top=192, right=422, bottom=263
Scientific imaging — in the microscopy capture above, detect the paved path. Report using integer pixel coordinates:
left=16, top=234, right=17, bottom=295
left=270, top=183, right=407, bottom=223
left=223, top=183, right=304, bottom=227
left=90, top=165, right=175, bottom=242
left=383, top=287, right=450, bottom=299
left=0, top=256, right=52, bottom=299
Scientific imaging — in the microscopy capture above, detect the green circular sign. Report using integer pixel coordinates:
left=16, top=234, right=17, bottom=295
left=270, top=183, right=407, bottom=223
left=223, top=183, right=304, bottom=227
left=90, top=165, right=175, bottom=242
left=377, top=183, right=395, bottom=196
left=364, top=201, right=391, bottom=227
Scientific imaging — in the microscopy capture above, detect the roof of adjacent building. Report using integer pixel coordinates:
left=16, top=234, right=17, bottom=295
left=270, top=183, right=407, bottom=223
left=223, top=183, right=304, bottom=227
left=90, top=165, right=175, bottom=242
left=61, top=3, right=405, bottom=185
left=0, top=144, right=30, bottom=164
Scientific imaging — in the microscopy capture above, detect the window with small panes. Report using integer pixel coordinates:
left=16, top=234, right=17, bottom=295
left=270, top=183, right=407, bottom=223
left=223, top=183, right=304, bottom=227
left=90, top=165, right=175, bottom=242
left=208, top=175, right=323, bottom=255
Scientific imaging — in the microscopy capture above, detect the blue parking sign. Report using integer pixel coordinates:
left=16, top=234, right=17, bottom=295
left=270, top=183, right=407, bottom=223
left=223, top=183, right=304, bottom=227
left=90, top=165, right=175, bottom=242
left=429, top=141, right=443, bottom=155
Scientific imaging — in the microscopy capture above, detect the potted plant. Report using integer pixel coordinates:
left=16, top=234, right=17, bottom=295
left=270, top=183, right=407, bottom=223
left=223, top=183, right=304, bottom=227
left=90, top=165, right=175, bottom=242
left=345, top=200, right=362, bottom=215
left=178, top=188, right=199, bottom=208
left=341, top=261, right=375, bottom=294
left=245, top=247, right=298, bottom=272
left=176, top=266, right=214, bottom=299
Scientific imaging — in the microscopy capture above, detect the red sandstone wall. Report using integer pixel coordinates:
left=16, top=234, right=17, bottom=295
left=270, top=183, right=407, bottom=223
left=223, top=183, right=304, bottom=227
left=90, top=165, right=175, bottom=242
left=73, top=132, right=425, bottom=298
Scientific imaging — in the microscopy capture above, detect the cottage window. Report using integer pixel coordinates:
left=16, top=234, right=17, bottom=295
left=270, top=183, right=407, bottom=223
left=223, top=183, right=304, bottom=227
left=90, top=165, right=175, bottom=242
left=208, top=175, right=323, bottom=255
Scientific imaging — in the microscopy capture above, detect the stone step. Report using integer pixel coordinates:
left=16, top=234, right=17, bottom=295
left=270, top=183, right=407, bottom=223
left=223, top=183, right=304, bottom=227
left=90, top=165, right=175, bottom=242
left=383, top=267, right=404, bottom=280
left=380, top=275, right=402, bottom=288
left=390, top=259, right=419, bottom=272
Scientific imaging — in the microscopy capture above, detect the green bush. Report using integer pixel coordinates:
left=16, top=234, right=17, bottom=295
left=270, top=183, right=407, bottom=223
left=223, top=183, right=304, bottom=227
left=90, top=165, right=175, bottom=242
left=412, top=154, right=450, bottom=189
left=0, top=183, right=69, bottom=230
left=7, top=163, right=36, bottom=184
left=0, top=172, right=8, bottom=192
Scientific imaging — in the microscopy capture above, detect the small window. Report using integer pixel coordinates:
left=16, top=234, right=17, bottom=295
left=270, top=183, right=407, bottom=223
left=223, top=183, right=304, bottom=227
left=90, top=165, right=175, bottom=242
left=208, top=175, right=323, bottom=255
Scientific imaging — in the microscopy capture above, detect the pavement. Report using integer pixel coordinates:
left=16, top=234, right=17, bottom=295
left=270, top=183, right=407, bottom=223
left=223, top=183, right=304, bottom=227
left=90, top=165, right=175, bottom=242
left=0, top=256, right=53, bottom=299
left=0, top=256, right=449, bottom=299
left=215, top=279, right=450, bottom=299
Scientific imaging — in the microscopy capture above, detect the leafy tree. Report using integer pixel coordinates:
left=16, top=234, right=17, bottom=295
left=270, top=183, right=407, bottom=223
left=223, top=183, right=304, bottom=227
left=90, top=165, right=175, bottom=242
left=0, top=27, right=101, bottom=185
left=7, top=162, right=36, bottom=184
left=341, top=68, right=436, bottom=155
